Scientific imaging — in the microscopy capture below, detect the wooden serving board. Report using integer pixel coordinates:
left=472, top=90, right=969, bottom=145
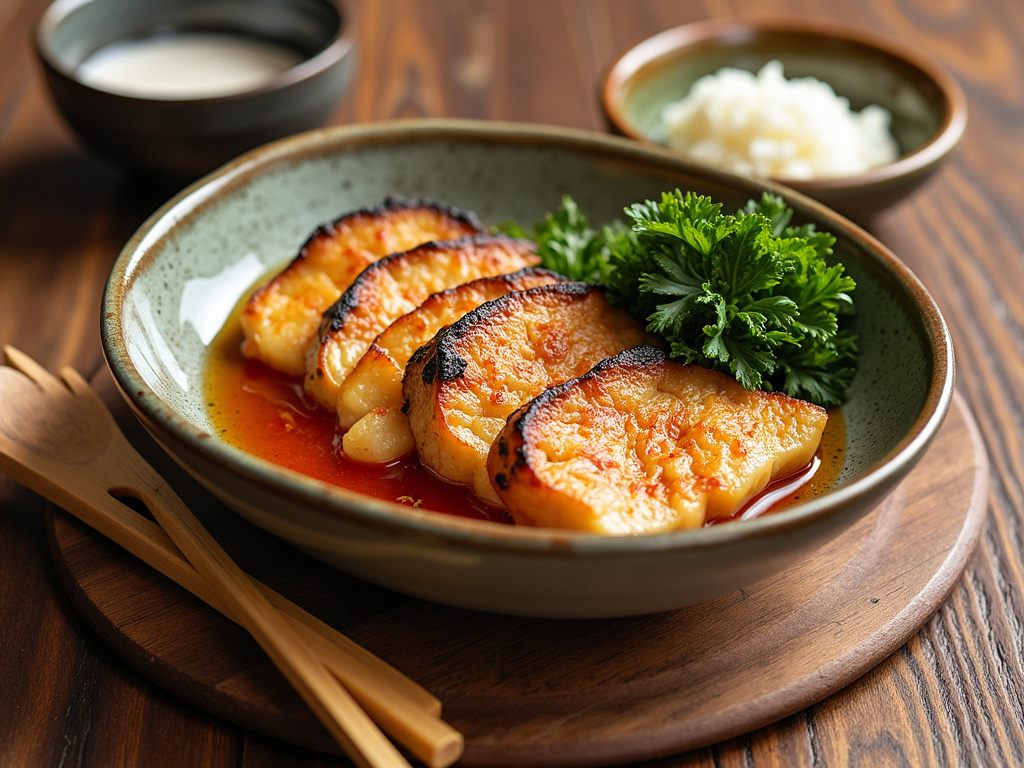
left=47, top=368, right=988, bottom=767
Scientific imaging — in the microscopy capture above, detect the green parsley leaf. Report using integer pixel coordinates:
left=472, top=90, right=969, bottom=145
left=514, top=190, right=858, bottom=408
left=499, top=195, right=620, bottom=284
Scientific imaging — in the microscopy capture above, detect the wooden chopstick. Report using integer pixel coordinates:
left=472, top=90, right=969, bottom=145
left=121, top=485, right=462, bottom=768
left=126, top=458, right=414, bottom=768
left=1, top=440, right=462, bottom=768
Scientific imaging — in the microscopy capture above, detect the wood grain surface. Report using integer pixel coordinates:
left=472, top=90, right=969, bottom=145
left=2, top=1, right=1023, bottom=766
left=46, top=368, right=987, bottom=767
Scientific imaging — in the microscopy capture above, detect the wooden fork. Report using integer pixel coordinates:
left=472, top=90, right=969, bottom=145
left=0, top=347, right=463, bottom=768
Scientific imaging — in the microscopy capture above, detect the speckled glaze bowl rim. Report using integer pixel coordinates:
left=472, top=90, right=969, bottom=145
left=35, top=0, right=358, bottom=105
left=601, top=16, right=968, bottom=193
left=101, top=118, right=954, bottom=557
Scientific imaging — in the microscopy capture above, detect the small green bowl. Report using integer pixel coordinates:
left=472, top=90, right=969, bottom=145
left=101, top=119, right=953, bottom=618
left=602, top=17, right=967, bottom=221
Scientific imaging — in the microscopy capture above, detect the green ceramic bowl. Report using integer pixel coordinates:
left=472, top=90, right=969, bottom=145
left=602, top=17, right=967, bottom=221
left=101, top=119, right=953, bottom=618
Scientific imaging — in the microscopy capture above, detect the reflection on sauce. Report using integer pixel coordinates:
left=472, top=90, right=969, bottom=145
left=205, top=321, right=845, bottom=528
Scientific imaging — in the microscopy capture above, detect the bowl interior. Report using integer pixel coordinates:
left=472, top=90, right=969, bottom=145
left=41, top=0, right=343, bottom=79
left=607, top=22, right=953, bottom=173
left=107, top=121, right=947, bottom=530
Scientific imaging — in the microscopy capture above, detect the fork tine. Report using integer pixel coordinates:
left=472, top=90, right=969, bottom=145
left=2, top=346, right=67, bottom=395
left=60, top=366, right=121, bottom=433
left=60, top=365, right=102, bottom=401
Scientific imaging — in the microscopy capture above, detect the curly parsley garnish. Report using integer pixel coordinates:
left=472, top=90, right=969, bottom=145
left=501, top=196, right=620, bottom=284
left=515, top=190, right=858, bottom=408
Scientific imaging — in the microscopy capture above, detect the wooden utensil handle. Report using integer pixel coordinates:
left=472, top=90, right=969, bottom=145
left=1, top=439, right=461, bottom=767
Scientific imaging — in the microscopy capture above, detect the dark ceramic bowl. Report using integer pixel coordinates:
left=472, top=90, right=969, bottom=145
left=602, top=17, right=967, bottom=221
left=36, top=0, right=357, bottom=183
left=101, top=119, right=954, bottom=618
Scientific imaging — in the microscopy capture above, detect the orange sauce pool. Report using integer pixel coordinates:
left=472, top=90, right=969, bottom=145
left=204, top=322, right=846, bottom=527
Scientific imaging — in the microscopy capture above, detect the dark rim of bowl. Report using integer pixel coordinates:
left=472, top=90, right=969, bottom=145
left=601, top=16, right=968, bottom=192
left=35, top=0, right=357, bottom=104
left=101, top=118, right=954, bottom=557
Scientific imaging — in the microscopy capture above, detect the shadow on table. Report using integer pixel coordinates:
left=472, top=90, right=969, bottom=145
left=0, top=148, right=190, bottom=262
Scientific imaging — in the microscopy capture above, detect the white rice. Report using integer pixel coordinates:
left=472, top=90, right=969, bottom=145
left=658, top=60, right=899, bottom=180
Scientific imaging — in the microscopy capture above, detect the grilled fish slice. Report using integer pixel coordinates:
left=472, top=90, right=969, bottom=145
left=488, top=346, right=828, bottom=535
left=306, top=234, right=540, bottom=409
left=340, top=267, right=567, bottom=464
left=240, top=197, right=482, bottom=375
left=403, top=282, right=655, bottom=503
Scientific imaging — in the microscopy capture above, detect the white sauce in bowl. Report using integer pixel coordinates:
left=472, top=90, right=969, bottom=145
left=78, top=32, right=304, bottom=99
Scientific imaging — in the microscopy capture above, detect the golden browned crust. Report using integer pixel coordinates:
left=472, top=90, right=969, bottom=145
left=305, top=234, right=540, bottom=409
left=339, top=266, right=567, bottom=429
left=403, top=283, right=656, bottom=502
left=240, top=197, right=482, bottom=375
left=488, top=347, right=828, bottom=534
left=338, top=267, right=567, bottom=464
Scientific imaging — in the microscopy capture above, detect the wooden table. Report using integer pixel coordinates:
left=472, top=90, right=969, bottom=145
left=1, top=1, right=1021, bottom=765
